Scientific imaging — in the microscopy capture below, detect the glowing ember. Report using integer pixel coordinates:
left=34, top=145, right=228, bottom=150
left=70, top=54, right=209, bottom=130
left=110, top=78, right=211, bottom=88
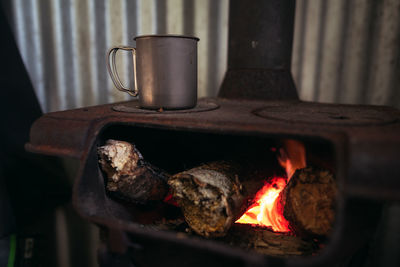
left=235, top=177, right=290, bottom=232
left=235, top=140, right=307, bottom=232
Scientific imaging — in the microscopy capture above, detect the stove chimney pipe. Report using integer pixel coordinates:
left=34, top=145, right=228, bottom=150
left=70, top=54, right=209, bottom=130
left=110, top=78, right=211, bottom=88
left=218, top=0, right=298, bottom=100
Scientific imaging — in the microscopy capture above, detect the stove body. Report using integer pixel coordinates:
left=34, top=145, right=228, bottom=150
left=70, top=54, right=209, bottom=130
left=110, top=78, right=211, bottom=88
left=26, top=0, right=400, bottom=266
left=26, top=97, right=400, bottom=266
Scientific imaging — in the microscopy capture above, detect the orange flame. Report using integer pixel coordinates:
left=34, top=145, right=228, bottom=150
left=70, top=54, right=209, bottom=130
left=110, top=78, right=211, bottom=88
left=235, top=177, right=289, bottom=232
left=278, top=140, right=306, bottom=179
left=235, top=140, right=307, bottom=232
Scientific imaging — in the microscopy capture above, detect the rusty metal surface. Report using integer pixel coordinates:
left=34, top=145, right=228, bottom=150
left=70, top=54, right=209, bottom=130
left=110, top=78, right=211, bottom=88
left=226, top=0, right=295, bottom=70
left=25, top=97, right=400, bottom=266
left=253, top=101, right=398, bottom=126
left=219, top=0, right=298, bottom=100
left=26, top=97, right=400, bottom=200
left=219, top=69, right=298, bottom=100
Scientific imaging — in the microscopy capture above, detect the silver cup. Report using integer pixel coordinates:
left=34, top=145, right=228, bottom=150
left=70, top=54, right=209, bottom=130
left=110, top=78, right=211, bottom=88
left=107, top=35, right=199, bottom=110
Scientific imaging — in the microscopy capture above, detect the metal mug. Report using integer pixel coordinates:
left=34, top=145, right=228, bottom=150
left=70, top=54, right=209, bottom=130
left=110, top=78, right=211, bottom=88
left=107, top=35, right=199, bottom=110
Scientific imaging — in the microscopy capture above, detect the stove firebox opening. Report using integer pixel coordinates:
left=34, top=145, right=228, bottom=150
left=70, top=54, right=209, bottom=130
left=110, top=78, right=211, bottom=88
left=97, top=125, right=338, bottom=258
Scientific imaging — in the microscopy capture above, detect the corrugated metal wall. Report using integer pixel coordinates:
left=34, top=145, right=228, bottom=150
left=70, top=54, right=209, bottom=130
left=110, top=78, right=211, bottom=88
left=10, top=0, right=229, bottom=112
left=292, top=0, right=400, bottom=108
left=9, top=0, right=400, bottom=113
left=9, top=0, right=400, bottom=112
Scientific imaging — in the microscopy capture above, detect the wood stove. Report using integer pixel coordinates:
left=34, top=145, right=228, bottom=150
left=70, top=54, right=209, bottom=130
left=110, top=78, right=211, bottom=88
left=25, top=0, right=400, bottom=266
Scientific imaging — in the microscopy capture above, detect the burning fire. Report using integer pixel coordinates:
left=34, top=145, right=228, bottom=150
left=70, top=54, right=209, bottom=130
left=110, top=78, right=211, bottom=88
left=277, top=139, right=306, bottom=179
left=235, top=140, right=306, bottom=232
left=235, top=176, right=289, bottom=232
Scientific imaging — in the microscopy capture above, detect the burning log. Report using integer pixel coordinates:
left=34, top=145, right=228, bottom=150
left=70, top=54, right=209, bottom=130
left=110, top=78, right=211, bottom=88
left=222, top=224, right=315, bottom=257
left=98, top=140, right=169, bottom=203
left=279, top=167, right=337, bottom=237
left=168, top=160, right=266, bottom=238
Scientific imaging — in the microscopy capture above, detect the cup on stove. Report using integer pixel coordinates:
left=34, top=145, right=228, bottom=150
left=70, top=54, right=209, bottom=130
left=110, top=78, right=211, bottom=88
left=107, top=34, right=199, bottom=110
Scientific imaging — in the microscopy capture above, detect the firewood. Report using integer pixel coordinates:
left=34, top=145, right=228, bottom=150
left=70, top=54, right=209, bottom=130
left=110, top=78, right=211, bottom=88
left=98, top=139, right=169, bottom=203
left=168, top=160, right=267, bottom=237
left=222, top=224, right=315, bottom=257
left=279, top=167, right=337, bottom=237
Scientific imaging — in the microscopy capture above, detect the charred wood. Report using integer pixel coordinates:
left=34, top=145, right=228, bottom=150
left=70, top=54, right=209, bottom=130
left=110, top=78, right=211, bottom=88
left=168, top=160, right=267, bottom=237
left=98, top=139, right=169, bottom=203
left=279, top=167, right=337, bottom=237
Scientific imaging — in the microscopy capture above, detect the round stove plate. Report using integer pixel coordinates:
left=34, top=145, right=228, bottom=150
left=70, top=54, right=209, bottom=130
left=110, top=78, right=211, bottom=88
left=253, top=102, right=398, bottom=126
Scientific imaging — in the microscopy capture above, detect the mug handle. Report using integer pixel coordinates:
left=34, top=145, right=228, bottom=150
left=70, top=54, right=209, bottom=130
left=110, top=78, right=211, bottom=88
left=106, top=46, right=139, bottom=97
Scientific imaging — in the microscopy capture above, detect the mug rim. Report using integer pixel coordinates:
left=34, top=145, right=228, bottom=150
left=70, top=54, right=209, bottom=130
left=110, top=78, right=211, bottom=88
left=134, top=34, right=199, bottom=41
